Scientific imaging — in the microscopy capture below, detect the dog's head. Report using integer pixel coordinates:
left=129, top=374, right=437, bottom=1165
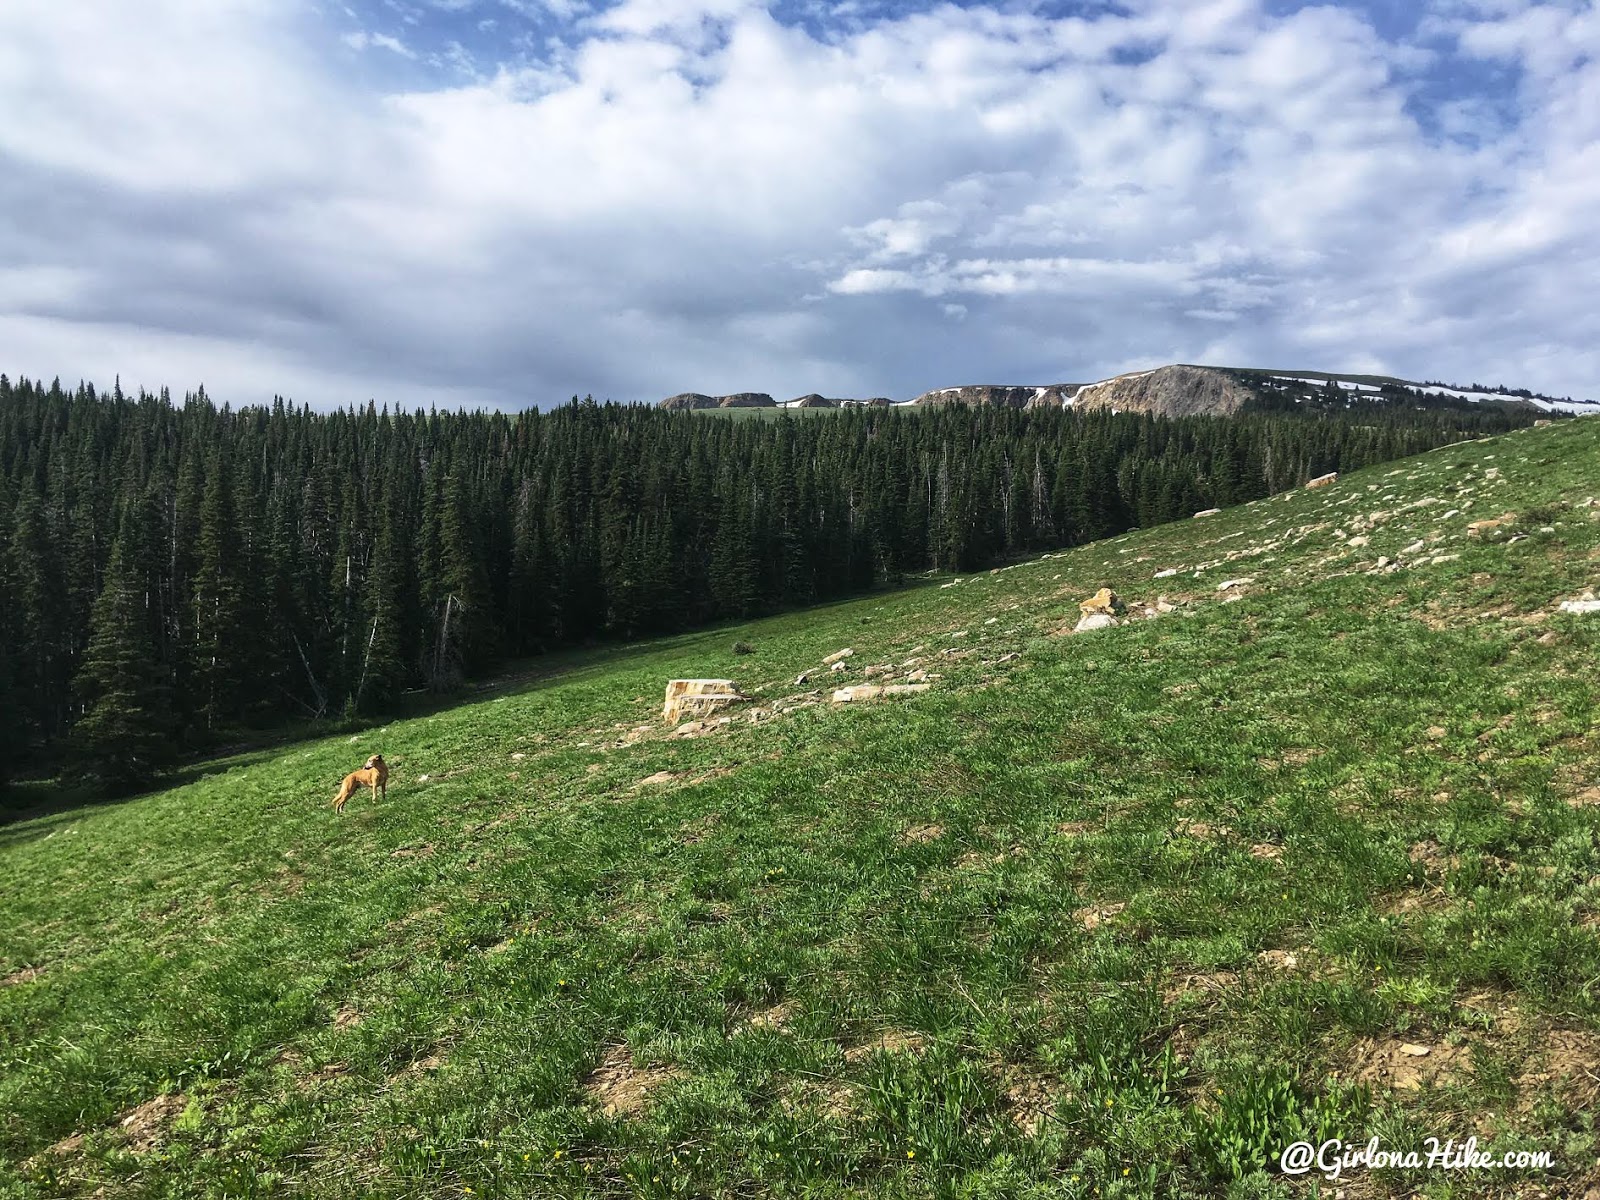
left=365, top=754, right=385, bottom=769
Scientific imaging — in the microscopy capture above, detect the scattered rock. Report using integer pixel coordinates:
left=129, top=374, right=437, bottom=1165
left=1347, top=535, right=1369, bottom=548
left=1193, top=508, right=1222, bottom=518
left=1558, top=597, right=1600, bottom=615
left=822, top=648, right=855, bottom=665
left=1154, top=568, right=1178, bottom=578
left=1074, top=612, right=1118, bottom=633
left=795, top=672, right=810, bottom=685
left=1216, top=577, right=1253, bottom=591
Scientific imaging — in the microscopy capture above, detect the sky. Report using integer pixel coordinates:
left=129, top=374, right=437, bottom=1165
left=1, top=0, right=1596, bottom=411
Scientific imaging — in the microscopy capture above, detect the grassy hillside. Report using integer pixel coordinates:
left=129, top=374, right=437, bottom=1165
left=3, top=419, right=1599, bottom=1199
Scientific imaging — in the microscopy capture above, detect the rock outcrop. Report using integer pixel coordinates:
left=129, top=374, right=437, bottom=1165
left=658, top=392, right=776, bottom=409
left=911, top=384, right=1079, bottom=408
left=1070, top=365, right=1254, bottom=418
left=658, top=392, right=719, bottom=411
left=789, top=394, right=837, bottom=408
left=662, top=679, right=746, bottom=724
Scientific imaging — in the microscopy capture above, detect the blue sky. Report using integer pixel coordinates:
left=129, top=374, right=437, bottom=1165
left=1, top=0, right=1596, bottom=409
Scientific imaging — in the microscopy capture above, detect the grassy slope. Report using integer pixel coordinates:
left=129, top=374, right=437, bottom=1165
left=3, top=421, right=1599, bottom=1199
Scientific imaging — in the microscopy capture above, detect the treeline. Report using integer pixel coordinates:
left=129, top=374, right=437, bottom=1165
left=0, top=375, right=1535, bottom=790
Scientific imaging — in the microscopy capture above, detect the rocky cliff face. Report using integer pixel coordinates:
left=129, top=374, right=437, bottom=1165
left=910, top=384, right=1080, bottom=408
left=1069, top=366, right=1254, bottom=417
left=910, top=367, right=1254, bottom=415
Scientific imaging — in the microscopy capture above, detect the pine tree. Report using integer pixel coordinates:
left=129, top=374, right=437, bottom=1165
left=70, top=541, right=173, bottom=793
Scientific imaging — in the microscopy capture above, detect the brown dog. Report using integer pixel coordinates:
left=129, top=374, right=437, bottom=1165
left=332, top=754, right=388, bottom=813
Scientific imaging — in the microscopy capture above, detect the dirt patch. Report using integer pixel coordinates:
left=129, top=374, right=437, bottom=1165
left=679, top=814, right=720, bottom=845
left=1055, top=821, right=1093, bottom=836
left=997, top=1065, right=1062, bottom=1135
left=1352, top=1037, right=1470, bottom=1091
left=1076, top=902, right=1126, bottom=932
left=1378, top=889, right=1448, bottom=916
left=899, top=824, right=944, bottom=845
left=389, top=843, right=435, bottom=859
left=783, top=1077, right=856, bottom=1120
left=583, top=1044, right=678, bottom=1117
left=332, top=1005, right=364, bottom=1030
left=743, top=1000, right=800, bottom=1032
left=1, top=965, right=44, bottom=987
left=1162, top=970, right=1239, bottom=1006
left=1256, top=949, right=1302, bottom=972
left=1175, top=819, right=1230, bottom=842
left=1566, top=786, right=1600, bottom=809
left=1516, top=1030, right=1600, bottom=1109
left=1249, top=843, right=1284, bottom=860
left=844, top=1029, right=928, bottom=1062
left=1407, top=840, right=1462, bottom=872
left=115, top=1093, right=187, bottom=1153
left=637, top=771, right=678, bottom=787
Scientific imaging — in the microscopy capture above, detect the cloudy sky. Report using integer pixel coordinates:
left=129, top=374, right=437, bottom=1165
left=1, top=0, right=1595, bottom=409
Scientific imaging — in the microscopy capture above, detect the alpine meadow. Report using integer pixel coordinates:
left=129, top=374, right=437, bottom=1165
left=4, top=382, right=1600, bottom=1197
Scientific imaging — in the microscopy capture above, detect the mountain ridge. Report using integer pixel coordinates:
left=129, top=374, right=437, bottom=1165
left=658, top=365, right=1599, bottom=417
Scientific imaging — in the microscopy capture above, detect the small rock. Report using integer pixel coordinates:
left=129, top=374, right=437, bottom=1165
left=1193, top=508, right=1222, bottom=518
left=1216, top=578, right=1253, bottom=591
left=832, top=685, right=884, bottom=703
left=1154, top=568, right=1177, bottom=578
left=1305, top=471, right=1338, bottom=489
left=795, top=672, right=811, bottom=685
left=1558, top=599, right=1600, bottom=615
left=822, top=648, right=855, bottom=665
left=1399, top=1043, right=1431, bottom=1058
left=830, top=661, right=849, bottom=673
left=1074, top=613, right=1118, bottom=633
left=1402, top=540, right=1425, bottom=556
left=1347, top=535, right=1369, bottom=547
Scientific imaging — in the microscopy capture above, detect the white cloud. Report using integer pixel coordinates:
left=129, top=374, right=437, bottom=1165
left=0, top=0, right=1596, bottom=408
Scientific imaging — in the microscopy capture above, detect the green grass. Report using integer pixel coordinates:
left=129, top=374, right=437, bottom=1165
left=4, top=421, right=1600, bottom=1198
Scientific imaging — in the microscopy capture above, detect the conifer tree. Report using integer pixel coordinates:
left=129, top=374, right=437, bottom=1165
left=70, top=541, right=172, bottom=793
